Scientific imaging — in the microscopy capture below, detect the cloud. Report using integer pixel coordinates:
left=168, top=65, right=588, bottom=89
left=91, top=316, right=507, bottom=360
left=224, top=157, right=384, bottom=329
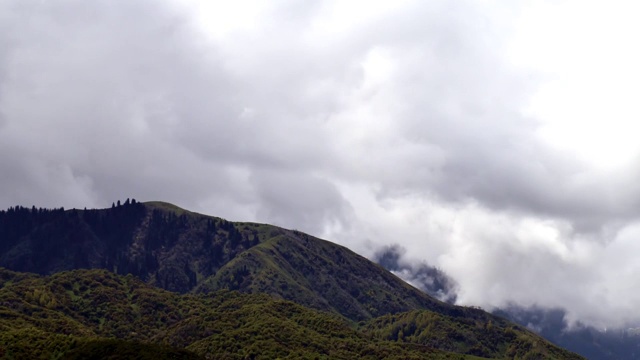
left=374, top=244, right=458, bottom=303
left=250, top=169, right=355, bottom=236
left=0, top=0, right=242, bottom=210
left=2, top=0, right=640, bottom=328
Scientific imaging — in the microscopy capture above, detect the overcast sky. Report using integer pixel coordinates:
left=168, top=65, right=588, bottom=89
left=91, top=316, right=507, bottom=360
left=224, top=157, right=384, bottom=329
left=2, top=0, right=640, bottom=329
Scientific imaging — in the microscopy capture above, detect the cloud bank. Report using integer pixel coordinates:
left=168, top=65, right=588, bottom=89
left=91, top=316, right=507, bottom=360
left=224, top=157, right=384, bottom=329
left=2, top=0, right=640, bottom=329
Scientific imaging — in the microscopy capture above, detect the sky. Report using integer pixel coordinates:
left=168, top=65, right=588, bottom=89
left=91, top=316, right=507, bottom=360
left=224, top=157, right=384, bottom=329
left=1, top=0, right=640, bottom=329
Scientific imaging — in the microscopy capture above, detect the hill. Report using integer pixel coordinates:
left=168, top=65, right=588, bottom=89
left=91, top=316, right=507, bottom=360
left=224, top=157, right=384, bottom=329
left=0, top=268, right=581, bottom=359
left=494, top=305, right=640, bottom=360
left=0, top=200, right=452, bottom=321
left=194, top=228, right=456, bottom=321
left=375, top=245, right=640, bottom=359
left=0, top=202, right=583, bottom=358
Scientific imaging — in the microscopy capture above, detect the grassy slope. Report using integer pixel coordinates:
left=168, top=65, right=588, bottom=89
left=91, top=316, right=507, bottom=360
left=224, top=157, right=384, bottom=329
left=362, top=310, right=584, bottom=359
left=196, top=228, right=460, bottom=321
left=0, top=268, right=486, bottom=360
left=0, top=203, right=584, bottom=359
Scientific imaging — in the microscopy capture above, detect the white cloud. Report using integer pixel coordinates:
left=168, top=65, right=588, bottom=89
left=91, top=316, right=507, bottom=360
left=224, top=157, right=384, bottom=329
left=511, top=0, right=640, bottom=170
left=2, top=0, right=640, bottom=328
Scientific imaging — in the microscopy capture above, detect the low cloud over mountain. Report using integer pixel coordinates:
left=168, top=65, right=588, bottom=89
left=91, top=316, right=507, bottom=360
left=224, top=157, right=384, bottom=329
left=374, top=244, right=457, bottom=304
left=2, top=0, right=640, bottom=329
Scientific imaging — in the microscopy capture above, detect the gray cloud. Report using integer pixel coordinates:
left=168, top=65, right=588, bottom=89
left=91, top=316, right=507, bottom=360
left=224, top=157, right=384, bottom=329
left=2, top=0, right=640, bottom=328
left=374, top=244, right=458, bottom=303
left=251, top=169, right=354, bottom=235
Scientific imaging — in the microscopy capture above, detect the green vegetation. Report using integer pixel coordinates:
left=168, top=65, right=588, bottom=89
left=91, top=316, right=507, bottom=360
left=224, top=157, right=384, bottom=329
left=0, top=330, right=203, bottom=360
left=0, top=201, right=259, bottom=293
left=0, top=202, right=584, bottom=359
left=196, top=229, right=453, bottom=321
left=0, top=268, right=581, bottom=359
left=0, top=268, right=480, bottom=359
left=362, top=309, right=583, bottom=359
left=0, top=201, right=457, bottom=321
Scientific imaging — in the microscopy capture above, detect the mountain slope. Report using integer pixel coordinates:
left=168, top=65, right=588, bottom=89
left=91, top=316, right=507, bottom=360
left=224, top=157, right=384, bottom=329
left=363, top=309, right=582, bottom=359
left=0, top=268, right=581, bottom=359
left=0, top=202, right=584, bottom=359
left=0, top=201, right=262, bottom=293
left=195, top=228, right=454, bottom=321
left=0, top=201, right=452, bottom=321
left=375, top=245, right=640, bottom=359
left=0, top=268, right=486, bottom=359
left=494, top=305, right=640, bottom=360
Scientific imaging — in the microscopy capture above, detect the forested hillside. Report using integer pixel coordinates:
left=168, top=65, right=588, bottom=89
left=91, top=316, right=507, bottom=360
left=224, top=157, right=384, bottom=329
left=0, top=268, right=582, bottom=359
left=0, top=202, right=584, bottom=359
left=0, top=201, right=453, bottom=320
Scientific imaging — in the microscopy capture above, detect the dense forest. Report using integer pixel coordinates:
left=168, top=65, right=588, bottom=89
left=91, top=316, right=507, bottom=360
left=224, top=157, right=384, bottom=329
left=0, top=202, right=584, bottom=359
left=0, top=268, right=582, bottom=359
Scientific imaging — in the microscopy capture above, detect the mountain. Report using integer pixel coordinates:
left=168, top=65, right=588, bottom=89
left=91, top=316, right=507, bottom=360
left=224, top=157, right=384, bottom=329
left=494, top=305, right=640, bottom=360
left=0, top=267, right=580, bottom=359
left=0, top=200, right=452, bottom=321
left=0, top=201, right=583, bottom=359
left=374, top=244, right=458, bottom=303
left=0, top=268, right=472, bottom=359
left=374, top=244, right=640, bottom=360
left=193, top=228, right=455, bottom=321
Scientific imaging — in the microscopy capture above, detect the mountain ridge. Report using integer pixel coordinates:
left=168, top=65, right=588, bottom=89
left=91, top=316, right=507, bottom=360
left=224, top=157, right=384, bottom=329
left=0, top=200, right=452, bottom=321
left=0, top=201, right=584, bottom=359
